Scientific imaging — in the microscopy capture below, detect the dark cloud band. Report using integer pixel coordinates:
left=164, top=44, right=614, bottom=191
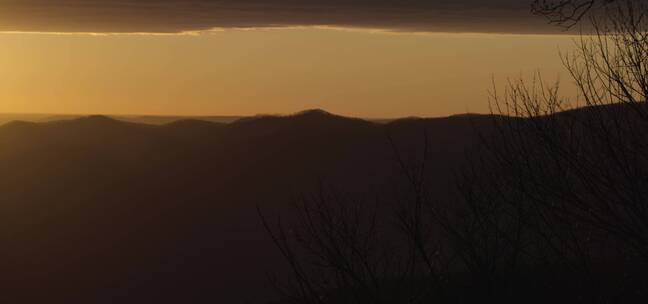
left=0, top=0, right=558, bottom=34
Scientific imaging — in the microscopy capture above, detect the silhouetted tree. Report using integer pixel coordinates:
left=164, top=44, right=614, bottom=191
left=259, top=186, right=441, bottom=304
left=532, top=0, right=617, bottom=27
left=429, top=3, right=648, bottom=300
left=262, top=1, right=648, bottom=303
left=447, top=5, right=648, bottom=302
left=491, top=0, right=648, bottom=258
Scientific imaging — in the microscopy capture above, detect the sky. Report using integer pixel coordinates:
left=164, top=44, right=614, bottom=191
left=0, top=0, right=581, bottom=118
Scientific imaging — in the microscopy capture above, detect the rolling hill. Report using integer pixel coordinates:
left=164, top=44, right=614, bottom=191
left=0, top=110, right=492, bottom=303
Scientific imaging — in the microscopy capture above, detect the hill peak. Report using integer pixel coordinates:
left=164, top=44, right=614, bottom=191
left=0, top=120, right=38, bottom=130
left=288, top=109, right=375, bottom=127
left=293, top=109, right=335, bottom=117
left=54, top=115, right=152, bottom=130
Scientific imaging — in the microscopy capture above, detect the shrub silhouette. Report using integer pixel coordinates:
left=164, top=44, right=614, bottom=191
left=262, top=1, right=648, bottom=303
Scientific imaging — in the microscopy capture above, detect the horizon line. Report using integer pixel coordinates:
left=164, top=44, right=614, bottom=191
left=0, top=109, right=485, bottom=121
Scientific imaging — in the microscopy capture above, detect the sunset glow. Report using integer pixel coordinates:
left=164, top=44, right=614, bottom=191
left=0, top=28, right=577, bottom=118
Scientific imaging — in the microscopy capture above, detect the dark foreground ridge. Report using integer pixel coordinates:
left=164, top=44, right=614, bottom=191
left=0, top=109, right=487, bottom=303
left=0, top=105, right=644, bottom=303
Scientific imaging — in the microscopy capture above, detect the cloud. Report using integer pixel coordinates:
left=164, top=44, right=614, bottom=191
left=0, top=0, right=558, bottom=34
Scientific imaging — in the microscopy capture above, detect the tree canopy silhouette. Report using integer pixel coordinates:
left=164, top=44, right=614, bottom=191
left=532, top=0, right=618, bottom=27
left=263, top=1, right=648, bottom=303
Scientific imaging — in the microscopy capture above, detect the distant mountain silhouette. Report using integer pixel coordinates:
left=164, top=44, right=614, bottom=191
left=0, top=109, right=495, bottom=303
left=0, top=111, right=391, bottom=127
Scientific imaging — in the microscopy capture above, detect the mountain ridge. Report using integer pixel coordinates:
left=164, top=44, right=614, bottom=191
left=0, top=104, right=635, bottom=303
left=0, top=109, right=490, bottom=134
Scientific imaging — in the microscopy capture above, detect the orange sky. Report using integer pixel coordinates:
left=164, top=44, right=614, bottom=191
left=0, top=28, right=579, bottom=118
